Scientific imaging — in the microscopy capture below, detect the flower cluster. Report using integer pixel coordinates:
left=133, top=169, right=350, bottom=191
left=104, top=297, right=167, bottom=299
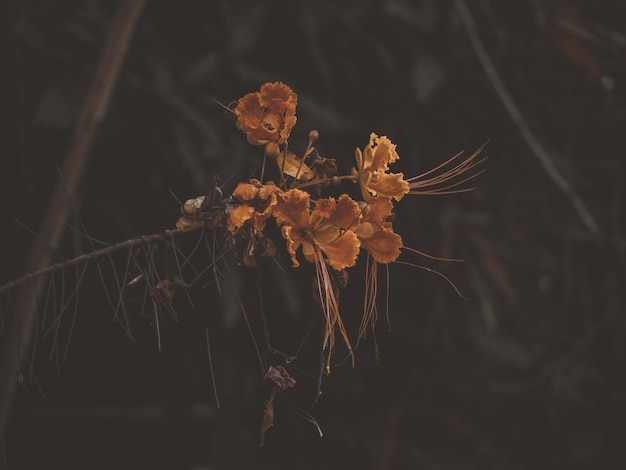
left=177, top=82, right=485, bottom=371
left=175, top=82, right=485, bottom=442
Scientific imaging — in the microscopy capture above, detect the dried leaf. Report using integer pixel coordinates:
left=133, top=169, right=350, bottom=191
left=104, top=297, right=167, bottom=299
left=277, top=150, right=316, bottom=182
left=260, top=400, right=275, bottom=446
left=264, top=365, right=296, bottom=391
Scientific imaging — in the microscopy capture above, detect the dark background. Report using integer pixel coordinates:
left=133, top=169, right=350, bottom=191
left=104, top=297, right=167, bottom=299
left=2, top=0, right=626, bottom=469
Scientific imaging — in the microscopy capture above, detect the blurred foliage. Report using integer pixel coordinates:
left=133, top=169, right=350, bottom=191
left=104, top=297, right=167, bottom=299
left=2, top=0, right=626, bottom=469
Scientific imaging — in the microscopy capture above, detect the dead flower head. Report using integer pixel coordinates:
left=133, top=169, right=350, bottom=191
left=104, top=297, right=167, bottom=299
left=227, top=179, right=282, bottom=232
left=235, top=82, right=298, bottom=146
left=273, top=189, right=362, bottom=271
left=355, top=197, right=403, bottom=264
left=352, top=133, right=409, bottom=202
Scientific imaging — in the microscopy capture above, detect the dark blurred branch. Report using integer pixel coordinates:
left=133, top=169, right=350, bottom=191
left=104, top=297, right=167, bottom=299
left=454, top=0, right=601, bottom=238
left=0, top=0, right=147, bottom=440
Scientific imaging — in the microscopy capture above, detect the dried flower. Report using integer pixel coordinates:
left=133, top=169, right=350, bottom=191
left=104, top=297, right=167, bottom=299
left=351, top=133, right=409, bottom=202
left=235, top=82, right=297, bottom=145
left=272, top=189, right=361, bottom=271
left=260, top=366, right=296, bottom=446
left=227, top=179, right=282, bottom=232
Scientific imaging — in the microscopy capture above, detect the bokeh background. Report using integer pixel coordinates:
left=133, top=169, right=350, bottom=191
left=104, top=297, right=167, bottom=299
left=2, top=0, right=625, bottom=469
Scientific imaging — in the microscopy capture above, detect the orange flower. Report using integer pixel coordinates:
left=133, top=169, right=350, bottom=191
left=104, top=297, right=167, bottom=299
left=351, top=133, right=409, bottom=202
left=273, top=189, right=362, bottom=271
left=355, top=197, right=403, bottom=264
left=235, top=82, right=298, bottom=145
left=273, top=189, right=361, bottom=370
left=227, top=179, right=282, bottom=232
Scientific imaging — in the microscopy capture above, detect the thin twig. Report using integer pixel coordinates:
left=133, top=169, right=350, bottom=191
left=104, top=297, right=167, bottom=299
left=0, top=0, right=147, bottom=439
left=453, top=0, right=600, bottom=238
left=0, top=230, right=181, bottom=296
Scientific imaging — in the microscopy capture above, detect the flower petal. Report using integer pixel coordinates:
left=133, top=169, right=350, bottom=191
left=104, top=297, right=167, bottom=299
left=363, top=134, right=400, bottom=173
left=227, top=205, right=255, bottom=232
left=312, top=223, right=342, bottom=245
left=363, top=197, right=394, bottom=226
left=259, top=82, right=298, bottom=144
left=234, top=93, right=269, bottom=145
left=273, top=189, right=311, bottom=229
left=302, top=240, right=317, bottom=264
left=281, top=225, right=303, bottom=267
left=327, top=194, right=362, bottom=230
left=360, top=228, right=403, bottom=264
left=259, top=82, right=297, bottom=112
left=319, top=230, right=361, bottom=271
left=313, top=198, right=337, bottom=220
left=232, top=179, right=280, bottom=202
left=366, top=172, right=410, bottom=201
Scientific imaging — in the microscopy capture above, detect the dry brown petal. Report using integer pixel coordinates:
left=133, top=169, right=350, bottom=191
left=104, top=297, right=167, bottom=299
left=181, top=196, right=205, bottom=216
left=260, top=400, right=274, bottom=446
left=152, top=279, right=176, bottom=304
left=260, top=366, right=296, bottom=445
left=264, top=365, right=296, bottom=391
left=311, top=156, right=338, bottom=180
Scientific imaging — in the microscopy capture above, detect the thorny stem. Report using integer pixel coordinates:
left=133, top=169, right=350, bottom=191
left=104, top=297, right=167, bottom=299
left=0, top=0, right=147, bottom=440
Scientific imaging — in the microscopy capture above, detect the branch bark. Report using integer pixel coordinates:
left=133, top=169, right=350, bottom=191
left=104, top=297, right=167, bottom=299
left=0, top=0, right=147, bottom=439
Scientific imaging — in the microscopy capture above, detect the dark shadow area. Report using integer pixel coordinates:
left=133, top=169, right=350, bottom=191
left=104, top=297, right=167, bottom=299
left=2, top=0, right=625, bottom=469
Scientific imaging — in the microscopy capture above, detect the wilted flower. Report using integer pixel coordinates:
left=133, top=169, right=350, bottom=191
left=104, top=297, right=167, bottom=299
left=272, top=189, right=361, bottom=271
left=227, top=179, right=282, bottom=232
left=351, top=133, right=409, bottom=202
left=235, top=82, right=298, bottom=145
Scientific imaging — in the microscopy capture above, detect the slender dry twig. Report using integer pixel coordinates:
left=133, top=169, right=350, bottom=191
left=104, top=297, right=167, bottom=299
left=0, top=230, right=181, bottom=296
left=454, top=0, right=600, bottom=238
left=0, top=0, right=147, bottom=439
